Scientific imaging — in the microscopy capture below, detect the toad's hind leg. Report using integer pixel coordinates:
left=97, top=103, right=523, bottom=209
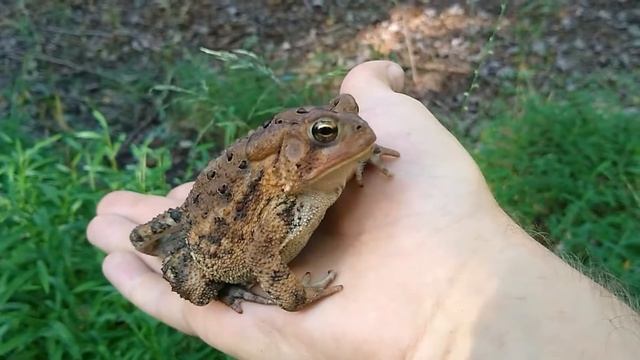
left=249, top=234, right=342, bottom=312
left=130, top=207, right=185, bottom=257
left=164, top=249, right=273, bottom=311
left=255, top=261, right=342, bottom=312
left=161, top=245, right=223, bottom=306
left=218, top=285, right=275, bottom=314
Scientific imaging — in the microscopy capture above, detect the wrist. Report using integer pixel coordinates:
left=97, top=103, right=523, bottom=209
left=409, top=209, right=640, bottom=359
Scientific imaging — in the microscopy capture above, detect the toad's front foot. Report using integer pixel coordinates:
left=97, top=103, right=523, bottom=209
left=355, top=144, right=400, bottom=185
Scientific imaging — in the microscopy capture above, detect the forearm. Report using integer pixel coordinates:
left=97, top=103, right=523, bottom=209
left=410, top=210, right=640, bottom=359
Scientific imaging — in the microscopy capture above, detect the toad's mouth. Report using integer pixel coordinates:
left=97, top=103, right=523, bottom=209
left=302, top=144, right=375, bottom=188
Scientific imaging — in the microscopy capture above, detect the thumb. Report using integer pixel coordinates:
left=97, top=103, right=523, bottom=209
left=337, top=61, right=479, bottom=182
left=338, top=60, right=442, bottom=143
left=339, top=61, right=405, bottom=106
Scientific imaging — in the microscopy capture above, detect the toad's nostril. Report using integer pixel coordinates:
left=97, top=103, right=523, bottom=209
left=356, top=125, right=362, bottom=130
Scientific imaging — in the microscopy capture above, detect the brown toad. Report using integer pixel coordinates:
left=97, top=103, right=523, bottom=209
left=130, top=94, right=399, bottom=312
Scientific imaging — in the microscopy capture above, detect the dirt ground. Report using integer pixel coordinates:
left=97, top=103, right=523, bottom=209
left=2, top=0, right=639, bottom=137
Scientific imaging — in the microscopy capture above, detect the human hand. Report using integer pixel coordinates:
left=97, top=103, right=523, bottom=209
left=87, top=61, right=639, bottom=359
left=86, top=60, right=508, bottom=358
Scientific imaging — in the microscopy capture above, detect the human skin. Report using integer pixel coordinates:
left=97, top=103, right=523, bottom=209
left=87, top=61, right=640, bottom=359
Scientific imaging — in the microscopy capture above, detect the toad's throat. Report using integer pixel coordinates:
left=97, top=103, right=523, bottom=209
left=303, top=145, right=374, bottom=188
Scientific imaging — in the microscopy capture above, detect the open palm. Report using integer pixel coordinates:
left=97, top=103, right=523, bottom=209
left=87, top=61, right=503, bottom=359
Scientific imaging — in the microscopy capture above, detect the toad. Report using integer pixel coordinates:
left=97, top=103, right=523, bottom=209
left=130, top=94, right=399, bottom=312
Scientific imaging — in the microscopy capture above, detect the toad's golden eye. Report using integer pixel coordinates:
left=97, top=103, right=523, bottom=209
left=311, top=118, right=339, bottom=143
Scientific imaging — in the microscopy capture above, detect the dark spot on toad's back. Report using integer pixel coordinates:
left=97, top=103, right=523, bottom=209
left=168, top=208, right=182, bottom=222
left=207, top=233, right=222, bottom=245
left=234, top=170, right=263, bottom=221
left=198, top=233, right=221, bottom=245
left=270, top=268, right=289, bottom=283
left=206, top=170, right=216, bottom=179
left=277, top=198, right=297, bottom=228
left=130, top=229, right=144, bottom=244
left=234, top=202, right=246, bottom=220
left=214, top=216, right=228, bottom=229
left=151, top=220, right=169, bottom=233
left=292, top=289, right=306, bottom=306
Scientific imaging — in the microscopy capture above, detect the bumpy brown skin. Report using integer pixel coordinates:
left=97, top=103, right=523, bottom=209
left=130, top=94, right=399, bottom=312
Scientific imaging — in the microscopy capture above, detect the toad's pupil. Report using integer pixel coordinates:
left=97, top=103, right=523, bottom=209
left=317, top=125, right=335, bottom=135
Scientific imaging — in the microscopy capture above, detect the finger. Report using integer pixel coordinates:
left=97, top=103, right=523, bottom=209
left=342, top=61, right=463, bottom=150
left=102, top=251, right=196, bottom=335
left=87, top=214, right=162, bottom=272
left=103, top=253, right=275, bottom=358
left=166, top=182, right=194, bottom=201
left=97, top=190, right=182, bottom=224
left=339, top=60, right=436, bottom=133
left=339, top=61, right=405, bottom=107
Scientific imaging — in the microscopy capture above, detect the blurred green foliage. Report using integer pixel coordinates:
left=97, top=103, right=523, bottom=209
left=153, top=50, right=343, bottom=147
left=0, top=109, right=226, bottom=358
left=475, top=90, right=640, bottom=298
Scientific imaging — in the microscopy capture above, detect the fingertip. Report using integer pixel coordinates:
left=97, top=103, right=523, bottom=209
left=96, top=191, right=138, bottom=215
left=96, top=191, right=181, bottom=224
left=87, top=215, right=162, bottom=272
left=166, top=182, right=194, bottom=200
left=87, top=214, right=135, bottom=250
left=102, top=251, right=196, bottom=335
left=340, top=60, right=405, bottom=98
left=386, top=62, right=405, bottom=93
left=86, top=216, right=104, bottom=248
left=102, top=251, right=150, bottom=285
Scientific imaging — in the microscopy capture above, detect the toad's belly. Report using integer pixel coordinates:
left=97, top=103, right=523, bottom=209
left=279, top=188, right=343, bottom=263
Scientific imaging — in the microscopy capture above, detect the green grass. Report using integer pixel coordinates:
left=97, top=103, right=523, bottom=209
left=0, top=109, right=228, bottom=359
left=475, top=89, right=640, bottom=300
